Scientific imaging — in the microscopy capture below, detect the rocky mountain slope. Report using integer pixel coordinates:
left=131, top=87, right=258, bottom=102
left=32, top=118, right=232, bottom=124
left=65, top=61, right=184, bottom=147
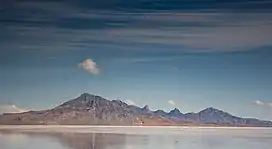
left=0, top=93, right=271, bottom=126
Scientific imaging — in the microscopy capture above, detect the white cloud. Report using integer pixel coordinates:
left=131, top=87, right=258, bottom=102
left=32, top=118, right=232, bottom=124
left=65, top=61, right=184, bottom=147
left=78, top=58, right=100, bottom=75
left=268, top=103, right=272, bottom=108
left=124, top=100, right=136, bottom=105
left=168, top=100, right=176, bottom=106
left=255, top=100, right=264, bottom=106
left=0, top=105, right=28, bottom=114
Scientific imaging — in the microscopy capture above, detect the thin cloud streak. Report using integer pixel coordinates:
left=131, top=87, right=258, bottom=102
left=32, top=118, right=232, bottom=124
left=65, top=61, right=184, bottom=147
left=2, top=10, right=272, bottom=52
left=255, top=100, right=264, bottom=106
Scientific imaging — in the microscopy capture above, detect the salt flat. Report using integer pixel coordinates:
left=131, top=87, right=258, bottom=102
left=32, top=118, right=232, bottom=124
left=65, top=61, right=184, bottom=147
left=0, top=125, right=272, bottom=136
left=1, top=125, right=272, bottom=149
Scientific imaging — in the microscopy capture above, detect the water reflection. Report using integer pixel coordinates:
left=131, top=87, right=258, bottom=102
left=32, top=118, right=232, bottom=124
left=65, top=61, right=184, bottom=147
left=0, top=131, right=148, bottom=149
left=53, top=133, right=126, bottom=149
left=1, top=128, right=272, bottom=149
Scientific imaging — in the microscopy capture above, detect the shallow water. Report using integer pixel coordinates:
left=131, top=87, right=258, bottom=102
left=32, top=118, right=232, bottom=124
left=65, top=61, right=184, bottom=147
left=0, top=126, right=272, bottom=149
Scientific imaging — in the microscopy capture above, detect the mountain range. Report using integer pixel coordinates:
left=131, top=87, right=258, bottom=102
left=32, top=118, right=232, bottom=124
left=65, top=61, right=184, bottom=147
left=0, top=93, right=271, bottom=127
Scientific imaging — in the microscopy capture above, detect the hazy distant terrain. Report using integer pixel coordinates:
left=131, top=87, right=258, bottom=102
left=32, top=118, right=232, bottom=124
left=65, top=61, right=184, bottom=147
left=0, top=93, right=271, bottom=127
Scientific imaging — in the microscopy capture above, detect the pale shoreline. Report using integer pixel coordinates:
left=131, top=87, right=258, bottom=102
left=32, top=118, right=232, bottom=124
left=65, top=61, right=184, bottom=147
left=1, top=125, right=271, bottom=136
left=1, top=125, right=272, bottom=130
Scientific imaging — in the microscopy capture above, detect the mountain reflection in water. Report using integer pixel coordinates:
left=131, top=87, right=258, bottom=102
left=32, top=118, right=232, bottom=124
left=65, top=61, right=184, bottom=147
left=52, top=133, right=127, bottom=149
left=1, top=128, right=272, bottom=149
left=0, top=131, right=149, bottom=149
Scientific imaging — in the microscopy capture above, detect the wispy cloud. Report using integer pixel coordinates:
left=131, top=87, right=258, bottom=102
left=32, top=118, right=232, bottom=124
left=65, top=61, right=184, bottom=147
left=255, top=100, right=264, bottom=106
left=0, top=105, right=27, bottom=114
left=2, top=10, right=272, bottom=53
left=124, top=100, right=136, bottom=105
left=253, top=100, right=272, bottom=107
left=78, top=58, right=100, bottom=75
left=168, top=100, right=176, bottom=106
left=2, top=0, right=272, bottom=53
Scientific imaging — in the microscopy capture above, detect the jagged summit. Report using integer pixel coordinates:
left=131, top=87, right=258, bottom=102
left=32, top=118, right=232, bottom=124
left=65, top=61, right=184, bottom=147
left=200, top=107, right=222, bottom=113
left=154, top=109, right=167, bottom=114
left=78, top=93, right=98, bottom=99
left=168, top=108, right=184, bottom=118
left=142, top=105, right=150, bottom=112
left=169, top=108, right=181, bottom=114
left=0, top=93, right=272, bottom=126
left=77, top=93, right=104, bottom=101
left=80, top=93, right=93, bottom=97
left=58, top=93, right=106, bottom=108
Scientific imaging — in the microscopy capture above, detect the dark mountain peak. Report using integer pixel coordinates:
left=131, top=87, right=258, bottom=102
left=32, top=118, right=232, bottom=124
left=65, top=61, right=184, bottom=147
left=80, top=93, right=93, bottom=97
left=193, top=107, right=246, bottom=124
left=112, top=99, right=128, bottom=107
left=168, top=108, right=184, bottom=118
left=58, top=93, right=108, bottom=108
left=184, top=112, right=195, bottom=116
left=200, top=107, right=222, bottom=113
left=76, top=93, right=96, bottom=101
left=154, top=109, right=167, bottom=115
left=206, top=107, right=217, bottom=110
left=78, top=93, right=103, bottom=101
left=155, top=109, right=165, bottom=113
left=112, top=99, right=125, bottom=104
left=142, top=105, right=150, bottom=111
left=169, top=108, right=181, bottom=114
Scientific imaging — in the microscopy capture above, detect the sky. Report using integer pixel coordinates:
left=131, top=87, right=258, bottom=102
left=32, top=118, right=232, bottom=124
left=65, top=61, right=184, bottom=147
left=1, top=0, right=272, bottom=120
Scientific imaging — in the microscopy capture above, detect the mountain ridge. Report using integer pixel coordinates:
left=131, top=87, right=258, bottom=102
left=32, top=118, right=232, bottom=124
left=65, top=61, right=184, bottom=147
left=0, top=93, right=271, bottom=127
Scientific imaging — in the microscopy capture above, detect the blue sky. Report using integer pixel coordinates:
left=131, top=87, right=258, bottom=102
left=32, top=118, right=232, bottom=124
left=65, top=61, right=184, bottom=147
left=1, top=0, right=272, bottom=120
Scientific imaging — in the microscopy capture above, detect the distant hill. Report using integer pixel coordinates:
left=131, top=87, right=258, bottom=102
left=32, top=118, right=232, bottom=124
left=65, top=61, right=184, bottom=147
left=0, top=93, right=271, bottom=127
